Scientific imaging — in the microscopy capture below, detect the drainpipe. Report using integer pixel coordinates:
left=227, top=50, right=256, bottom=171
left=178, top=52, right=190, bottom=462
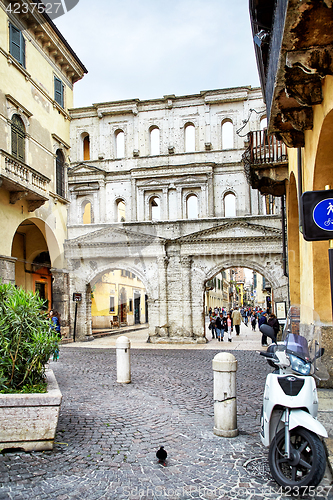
left=297, top=148, right=303, bottom=231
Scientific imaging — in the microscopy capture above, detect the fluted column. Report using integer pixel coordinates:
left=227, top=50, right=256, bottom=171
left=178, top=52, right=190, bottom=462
left=157, top=256, right=169, bottom=327
left=51, top=268, right=70, bottom=338
left=208, top=172, right=214, bottom=217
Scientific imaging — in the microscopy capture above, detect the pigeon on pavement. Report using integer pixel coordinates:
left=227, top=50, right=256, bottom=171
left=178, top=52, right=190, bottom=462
left=156, top=446, right=167, bottom=463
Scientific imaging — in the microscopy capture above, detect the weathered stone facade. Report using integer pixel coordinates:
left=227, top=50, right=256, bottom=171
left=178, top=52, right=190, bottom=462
left=67, top=87, right=288, bottom=342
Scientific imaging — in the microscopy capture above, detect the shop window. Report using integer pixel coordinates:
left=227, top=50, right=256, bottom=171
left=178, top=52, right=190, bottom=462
left=11, top=114, right=25, bottom=162
left=109, top=296, right=115, bottom=313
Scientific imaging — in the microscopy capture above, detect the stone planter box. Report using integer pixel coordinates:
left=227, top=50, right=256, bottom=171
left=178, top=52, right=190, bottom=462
left=0, top=369, right=62, bottom=452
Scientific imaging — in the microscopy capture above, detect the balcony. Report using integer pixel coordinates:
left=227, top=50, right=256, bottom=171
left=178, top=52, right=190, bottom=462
left=242, top=130, right=288, bottom=196
left=0, top=150, right=50, bottom=211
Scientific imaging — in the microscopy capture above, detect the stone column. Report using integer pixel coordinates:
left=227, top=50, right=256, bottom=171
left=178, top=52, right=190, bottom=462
left=51, top=268, right=70, bottom=338
left=131, top=177, right=137, bottom=221
left=0, top=255, right=16, bottom=284
left=162, top=187, right=169, bottom=220
left=99, top=180, right=106, bottom=223
left=201, top=184, right=208, bottom=218
left=69, top=274, right=94, bottom=342
left=157, top=256, right=169, bottom=327
left=176, top=187, right=182, bottom=219
left=181, top=256, right=193, bottom=336
left=207, top=172, right=214, bottom=217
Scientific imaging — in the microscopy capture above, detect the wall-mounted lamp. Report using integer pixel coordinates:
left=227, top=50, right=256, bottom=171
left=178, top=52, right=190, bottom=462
left=254, top=30, right=269, bottom=47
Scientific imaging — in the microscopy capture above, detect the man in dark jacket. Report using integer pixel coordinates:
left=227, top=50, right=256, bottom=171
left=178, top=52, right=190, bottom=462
left=259, top=312, right=268, bottom=346
left=267, top=313, right=280, bottom=343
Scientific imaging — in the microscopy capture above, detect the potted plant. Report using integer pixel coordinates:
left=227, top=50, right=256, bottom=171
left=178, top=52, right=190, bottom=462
left=0, top=282, right=62, bottom=452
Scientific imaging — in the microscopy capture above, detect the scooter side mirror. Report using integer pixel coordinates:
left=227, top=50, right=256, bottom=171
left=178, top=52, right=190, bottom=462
left=259, top=324, right=276, bottom=341
left=315, top=347, right=325, bottom=360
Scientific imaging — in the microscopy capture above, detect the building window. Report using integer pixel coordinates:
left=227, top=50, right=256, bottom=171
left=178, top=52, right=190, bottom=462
left=185, top=123, right=195, bottom=152
left=54, top=76, right=64, bottom=108
left=9, top=24, right=25, bottom=67
left=109, top=296, right=115, bottom=313
left=11, top=114, right=25, bottom=162
left=82, top=200, right=92, bottom=224
left=222, top=120, right=233, bottom=149
left=115, top=130, right=125, bottom=158
left=116, top=199, right=126, bottom=222
left=224, top=192, right=236, bottom=217
left=218, top=279, right=221, bottom=290
left=186, top=194, right=198, bottom=219
left=83, top=134, right=90, bottom=160
left=260, top=116, right=267, bottom=130
left=56, top=149, right=65, bottom=198
left=129, top=298, right=133, bottom=312
left=150, top=127, right=160, bottom=155
left=150, top=196, right=161, bottom=221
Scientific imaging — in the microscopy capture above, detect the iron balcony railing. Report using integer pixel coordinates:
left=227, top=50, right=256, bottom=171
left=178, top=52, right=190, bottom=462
left=245, top=130, right=288, bottom=165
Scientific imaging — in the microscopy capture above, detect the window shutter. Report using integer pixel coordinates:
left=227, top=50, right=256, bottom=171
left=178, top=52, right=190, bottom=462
left=20, top=32, right=26, bottom=68
left=10, top=24, right=21, bottom=63
left=11, top=115, right=25, bottom=162
left=54, top=77, right=64, bottom=107
left=11, top=126, right=18, bottom=157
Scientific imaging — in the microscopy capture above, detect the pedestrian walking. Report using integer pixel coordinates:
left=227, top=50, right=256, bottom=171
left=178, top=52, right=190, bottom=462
left=223, top=313, right=233, bottom=342
left=232, top=307, right=241, bottom=336
left=259, top=312, right=268, bottom=346
left=215, top=314, right=224, bottom=341
left=251, top=312, right=257, bottom=331
left=208, top=313, right=216, bottom=339
left=267, top=313, right=280, bottom=343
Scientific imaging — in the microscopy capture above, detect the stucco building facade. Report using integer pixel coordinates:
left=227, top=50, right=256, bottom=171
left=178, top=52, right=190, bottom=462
left=0, top=0, right=86, bottom=335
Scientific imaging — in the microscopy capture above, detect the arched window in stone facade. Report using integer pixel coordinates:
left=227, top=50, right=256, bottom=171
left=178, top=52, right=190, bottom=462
left=150, top=126, right=160, bottom=155
left=222, top=120, right=233, bottom=149
left=150, top=196, right=161, bottom=221
left=185, top=123, right=195, bottom=152
left=116, top=199, right=126, bottom=222
left=82, top=200, right=93, bottom=224
left=11, top=114, right=25, bottom=162
left=224, top=192, right=236, bottom=217
left=82, top=133, right=90, bottom=160
left=186, top=194, right=198, bottom=219
left=56, top=149, right=65, bottom=198
left=115, top=130, right=125, bottom=158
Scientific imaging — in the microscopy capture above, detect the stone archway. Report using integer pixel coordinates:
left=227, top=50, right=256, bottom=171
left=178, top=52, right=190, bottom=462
left=65, top=218, right=288, bottom=343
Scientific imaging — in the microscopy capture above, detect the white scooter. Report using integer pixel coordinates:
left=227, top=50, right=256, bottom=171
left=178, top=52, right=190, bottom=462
left=259, top=306, right=328, bottom=488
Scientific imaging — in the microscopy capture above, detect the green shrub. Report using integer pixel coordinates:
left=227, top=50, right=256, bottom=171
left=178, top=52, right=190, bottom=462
left=0, top=282, right=59, bottom=392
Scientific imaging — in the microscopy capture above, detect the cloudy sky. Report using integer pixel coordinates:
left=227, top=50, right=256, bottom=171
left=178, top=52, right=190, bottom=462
left=55, top=0, right=260, bottom=108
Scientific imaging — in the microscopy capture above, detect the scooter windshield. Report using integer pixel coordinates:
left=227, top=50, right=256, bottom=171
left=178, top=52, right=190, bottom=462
left=286, top=333, right=310, bottom=361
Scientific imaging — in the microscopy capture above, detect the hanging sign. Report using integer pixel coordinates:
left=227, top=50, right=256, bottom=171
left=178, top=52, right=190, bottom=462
left=301, top=190, right=333, bottom=241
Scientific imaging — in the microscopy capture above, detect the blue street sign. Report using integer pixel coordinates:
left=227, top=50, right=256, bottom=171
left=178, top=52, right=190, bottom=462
left=313, top=198, right=333, bottom=231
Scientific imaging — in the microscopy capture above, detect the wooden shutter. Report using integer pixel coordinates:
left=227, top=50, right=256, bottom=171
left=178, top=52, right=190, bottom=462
left=54, top=77, right=64, bottom=107
left=11, top=115, right=25, bottom=162
left=9, top=24, right=25, bottom=67
left=56, top=150, right=65, bottom=197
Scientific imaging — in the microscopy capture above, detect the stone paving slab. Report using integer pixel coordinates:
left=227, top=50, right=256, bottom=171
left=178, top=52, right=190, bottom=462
left=0, top=345, right=332, bottom=500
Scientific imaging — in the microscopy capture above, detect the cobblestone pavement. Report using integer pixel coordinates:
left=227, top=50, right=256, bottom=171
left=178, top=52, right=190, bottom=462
left=0, top=348, right=332, bottom=500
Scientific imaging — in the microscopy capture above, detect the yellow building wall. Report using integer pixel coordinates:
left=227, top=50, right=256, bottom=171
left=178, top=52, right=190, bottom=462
left=0, top=3, right=82, bottom=274
left=91, top=270, right=147, bottom=329
left=286, top=76, right=333, bottom=323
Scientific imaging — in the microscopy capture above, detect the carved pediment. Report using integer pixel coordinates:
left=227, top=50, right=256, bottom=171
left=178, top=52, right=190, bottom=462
left=176, top=220, right=282, bottom=243
left=68, top=164, right=106, bottom=177
left=66, top=226, right=166, bottom=248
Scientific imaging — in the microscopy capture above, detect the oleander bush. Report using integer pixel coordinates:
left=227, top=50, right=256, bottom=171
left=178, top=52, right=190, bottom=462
left=0, top=282, right=59, bottom=393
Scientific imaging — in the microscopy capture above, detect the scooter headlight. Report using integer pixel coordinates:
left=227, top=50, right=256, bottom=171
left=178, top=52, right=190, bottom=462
left=289, top=354, right=311, bottom=375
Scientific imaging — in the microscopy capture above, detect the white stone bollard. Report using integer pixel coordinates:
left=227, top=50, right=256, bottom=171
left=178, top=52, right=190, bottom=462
left=116, top=336, right=131, bottom=383
left=212, top=352, right=238, bottom=437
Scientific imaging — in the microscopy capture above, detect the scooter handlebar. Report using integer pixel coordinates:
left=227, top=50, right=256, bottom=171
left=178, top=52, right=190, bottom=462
left=259, top=351, right=275, bottom=358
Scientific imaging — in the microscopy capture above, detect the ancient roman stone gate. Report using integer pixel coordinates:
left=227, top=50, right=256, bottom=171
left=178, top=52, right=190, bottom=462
left=65, top=216, right=287, bottom=342
left=66, top=87, right=288, bottom=342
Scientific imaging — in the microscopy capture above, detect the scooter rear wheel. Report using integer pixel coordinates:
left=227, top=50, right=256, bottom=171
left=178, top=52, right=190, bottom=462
left=268, top=427, right=326, bottom=488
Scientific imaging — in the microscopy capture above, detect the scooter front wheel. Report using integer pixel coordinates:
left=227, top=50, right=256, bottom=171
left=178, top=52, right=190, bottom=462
left=268, top=427, right=326, bottom=488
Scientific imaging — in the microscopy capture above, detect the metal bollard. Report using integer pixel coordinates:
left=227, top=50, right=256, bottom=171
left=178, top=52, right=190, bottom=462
left=116, top=336, right=131, bottom=383
left=212, top=352, right=238, bottom=437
